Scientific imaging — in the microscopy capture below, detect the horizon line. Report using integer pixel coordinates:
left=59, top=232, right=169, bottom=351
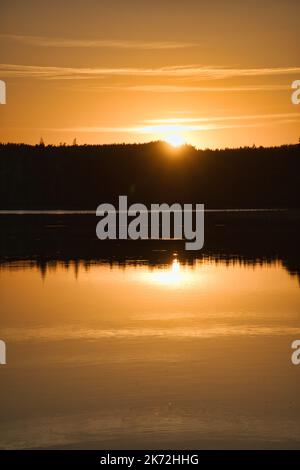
left=0, top=140, right=299, bottom=152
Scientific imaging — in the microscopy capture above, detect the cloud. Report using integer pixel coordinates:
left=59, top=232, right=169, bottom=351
left=84, top=84, right=290, bottom=93
left=144, top=113, right=300, bottom=124
left=0, top=34, right=196, bottom=50
left=4, top=325, right=300, bottom=342
left=1, top=63, right=300, bottom=80
left=44, top=113, right=300, bottom=134
left=136, top=113, right=300, bottom=134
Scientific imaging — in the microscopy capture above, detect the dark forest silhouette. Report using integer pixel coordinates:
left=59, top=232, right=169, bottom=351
left=1, top=212, right=300, bottom=282
left=0, top=141, right=299, bottom=209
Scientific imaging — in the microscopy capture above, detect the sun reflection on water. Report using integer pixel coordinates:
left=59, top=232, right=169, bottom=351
left=141, top=258, right=195, bottom=288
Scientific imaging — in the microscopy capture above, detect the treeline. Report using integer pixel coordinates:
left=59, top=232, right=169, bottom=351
left=0, top=142, right=299, bottom=209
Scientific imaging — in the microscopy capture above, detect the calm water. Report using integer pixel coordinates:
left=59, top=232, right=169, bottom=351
left=1, top=256, right=300, bottom=449
left=0, top=213, right=300, bottom=449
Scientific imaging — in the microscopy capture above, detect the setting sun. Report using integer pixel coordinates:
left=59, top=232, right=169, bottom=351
left=164, top=134, right=186, bottom=147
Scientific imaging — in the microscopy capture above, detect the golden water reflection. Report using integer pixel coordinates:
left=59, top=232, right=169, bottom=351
left=1, top=258, right=300, bottom=449
left=140, top=258, right=197, bottom=288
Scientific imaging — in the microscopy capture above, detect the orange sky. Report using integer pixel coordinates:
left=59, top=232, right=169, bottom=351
left=0, top=0, right=300, bottom=148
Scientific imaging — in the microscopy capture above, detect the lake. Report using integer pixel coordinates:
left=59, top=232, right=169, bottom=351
left=0, top=212, right=300, bottom=449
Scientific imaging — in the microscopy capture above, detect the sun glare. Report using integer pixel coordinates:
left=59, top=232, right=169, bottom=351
left=164, top=134, right=185, bottom=148
left=141, top=259, right=194, bottom=288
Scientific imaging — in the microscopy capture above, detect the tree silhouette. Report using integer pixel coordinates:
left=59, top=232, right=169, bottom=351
left=0, top=141, right=299, bottom=210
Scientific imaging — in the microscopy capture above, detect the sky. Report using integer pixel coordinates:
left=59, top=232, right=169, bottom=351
left=0, top=0, right=300, bottom=148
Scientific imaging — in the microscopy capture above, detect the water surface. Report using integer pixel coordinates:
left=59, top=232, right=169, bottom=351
left=1, top=253, right=300, bottom=449
left=1, top=212, right=300, bottom=449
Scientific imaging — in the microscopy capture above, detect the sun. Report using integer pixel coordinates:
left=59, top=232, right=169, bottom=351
left=140, top=259, right=194, bottom=288
left=164, top=134, right=185, bottom=148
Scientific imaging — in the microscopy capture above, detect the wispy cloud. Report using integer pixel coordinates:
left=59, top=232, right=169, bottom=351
left=4, top=324, right=300, bottom=342
left=144, top=113, right=300, bottom=124
left=1, top=63, right=300, bottom=80
left=45, top=113, right=300, bottom=134
left=84, top=84, right=290, bottom=93
left=0, top=34, right=196, bottom=50
left=134, top=113, right=300, bottom=134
